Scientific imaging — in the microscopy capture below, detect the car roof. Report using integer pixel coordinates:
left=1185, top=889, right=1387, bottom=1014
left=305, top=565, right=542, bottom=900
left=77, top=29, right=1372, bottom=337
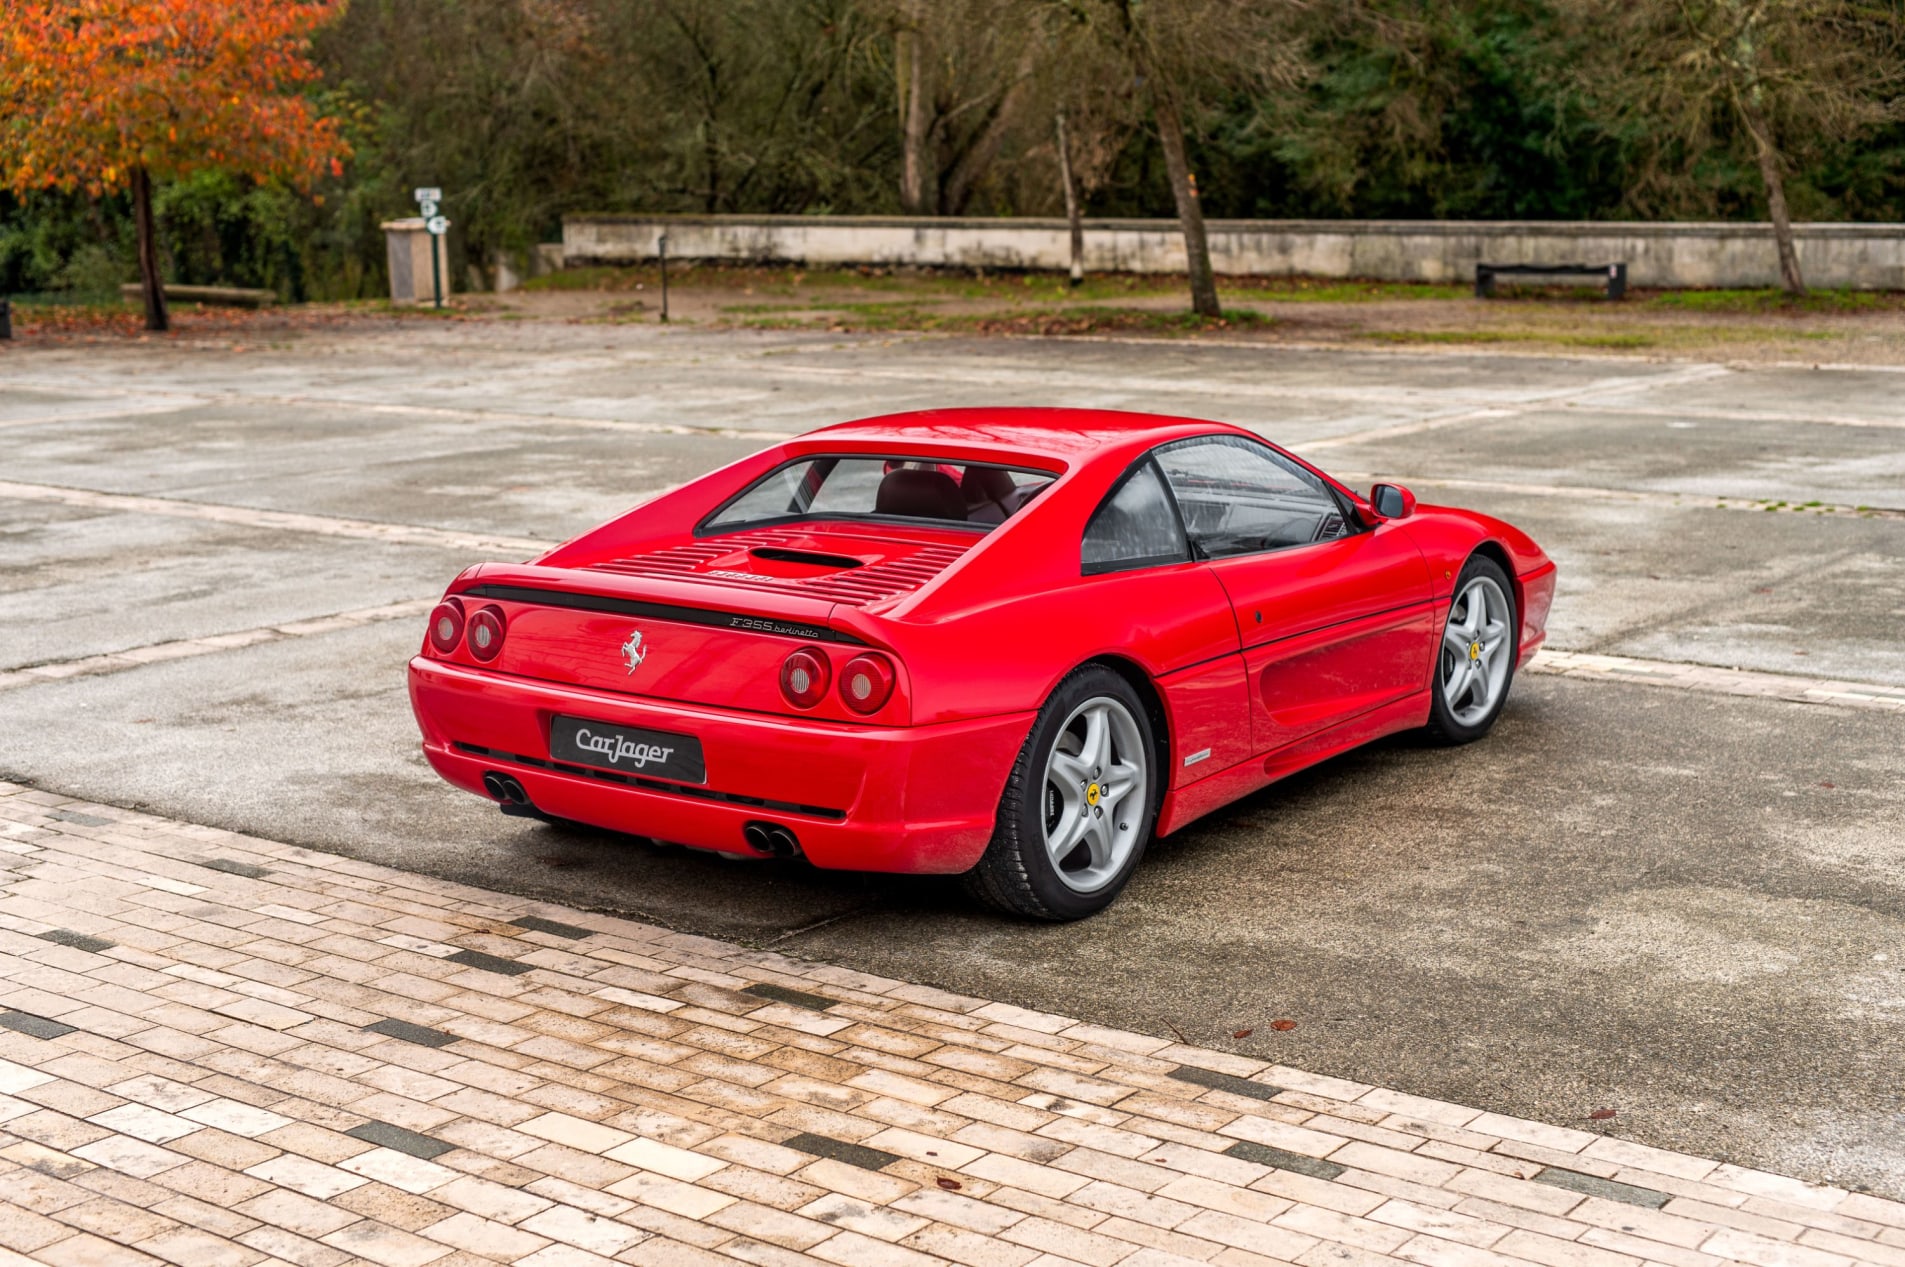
left=798, top=407, right=1256, bottom=465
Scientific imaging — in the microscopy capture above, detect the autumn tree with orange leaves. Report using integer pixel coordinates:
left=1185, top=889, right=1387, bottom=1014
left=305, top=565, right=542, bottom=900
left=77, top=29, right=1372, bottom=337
left=0, top=0, right=350, bottom=331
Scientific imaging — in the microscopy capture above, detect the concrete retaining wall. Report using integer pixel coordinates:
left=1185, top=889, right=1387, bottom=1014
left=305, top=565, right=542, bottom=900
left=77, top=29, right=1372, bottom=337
left=562, top=214, right=1905, bottom=289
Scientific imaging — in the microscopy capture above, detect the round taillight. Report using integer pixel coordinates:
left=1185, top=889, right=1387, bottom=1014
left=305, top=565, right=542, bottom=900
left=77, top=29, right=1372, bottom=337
left=779, top=647, right=831, bottom=709
left=840, top=653, right=895, bottom=714
left=466, top=605, right=506, bottom=661
left=427, top=599, right=465, bottom=655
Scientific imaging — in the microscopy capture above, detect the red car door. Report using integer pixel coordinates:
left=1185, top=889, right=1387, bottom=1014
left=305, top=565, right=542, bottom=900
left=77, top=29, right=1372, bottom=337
left=1154, top=437, right=1436, bottom=755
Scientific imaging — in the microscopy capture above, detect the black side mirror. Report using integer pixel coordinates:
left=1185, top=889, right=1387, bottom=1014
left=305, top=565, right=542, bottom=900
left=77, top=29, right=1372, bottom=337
left=1370, top=483, right=1416, bottom=519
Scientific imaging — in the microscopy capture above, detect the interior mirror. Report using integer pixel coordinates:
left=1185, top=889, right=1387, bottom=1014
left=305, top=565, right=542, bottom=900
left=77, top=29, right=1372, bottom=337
left=1370, top=483, right=1416, bottom=519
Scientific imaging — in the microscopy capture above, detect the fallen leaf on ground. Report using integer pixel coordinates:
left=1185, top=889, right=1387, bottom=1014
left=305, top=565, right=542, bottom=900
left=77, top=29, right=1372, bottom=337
left=1270, top=1019, right=1297, bottom=1032
left=1233, top=1028, right=1254, bottom=1039
left=1588, top=1107, right=1617, bottom=1120
left=936, top=1177, right=961, bottom=1190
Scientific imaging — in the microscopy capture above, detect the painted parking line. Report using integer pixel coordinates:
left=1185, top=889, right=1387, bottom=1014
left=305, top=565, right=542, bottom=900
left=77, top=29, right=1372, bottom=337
left=1329, top=472, right=1905, bottom=519
left=0, top=599, right=436, bottom=692
left=1, top=786, right=1899, bottom=1267
left=1530, top=648, right=1905, bottom=713
left=6, top=579, right=1898, bottom=721
left=0, top=399, right=218, bottom=428
left=0, top=380, right=796, bottom=439
left=0, top=479, right=554, bottom=555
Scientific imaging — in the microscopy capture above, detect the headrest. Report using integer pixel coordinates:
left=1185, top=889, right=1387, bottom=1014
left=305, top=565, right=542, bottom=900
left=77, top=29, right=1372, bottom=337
left=962, top=466, right=1017, bottom=507
left=874, top=468, right=967, bottom=521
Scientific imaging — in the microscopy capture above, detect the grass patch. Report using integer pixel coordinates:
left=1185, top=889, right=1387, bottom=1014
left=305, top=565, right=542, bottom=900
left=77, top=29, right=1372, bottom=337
left=1645, top=287, right=1890, bottom=314
left=723, top=302, right=1273, bottom=337
left=1482, top=282, right=1624, bottom=303
left=519, top=265, right=659, bottom=293
left=1360, top=328, right=1659, bottom=349
left=954, top=306, right=1274, bottom=336
left=1227, top=280, right=1469, bottom=303
left=1561, top=333, right=1655, bottom=348
left=1361, top=330, right=1526, bottom=344
left=8, top=289, right=133, bottom=310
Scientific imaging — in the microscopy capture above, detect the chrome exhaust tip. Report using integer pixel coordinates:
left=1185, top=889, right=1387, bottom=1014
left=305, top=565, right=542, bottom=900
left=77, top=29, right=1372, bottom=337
left=743, top=821, right=801, bottom=859
left=482, top=771, right=531, bottom=805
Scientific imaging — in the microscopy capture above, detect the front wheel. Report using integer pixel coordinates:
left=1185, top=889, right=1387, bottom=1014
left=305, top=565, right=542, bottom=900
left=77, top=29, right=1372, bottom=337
left=1426, top=555, right=1518, bottom=745
left=965, top=666, right=1158, bottom=921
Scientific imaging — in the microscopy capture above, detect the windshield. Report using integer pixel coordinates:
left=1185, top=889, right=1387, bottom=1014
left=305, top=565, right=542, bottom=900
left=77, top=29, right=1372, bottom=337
left=704, top=456, right=1057, bottom=532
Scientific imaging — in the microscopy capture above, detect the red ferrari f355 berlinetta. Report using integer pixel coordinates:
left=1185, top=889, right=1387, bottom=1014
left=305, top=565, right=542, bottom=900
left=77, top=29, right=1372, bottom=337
left=410, top=408, right=1555, bottom=919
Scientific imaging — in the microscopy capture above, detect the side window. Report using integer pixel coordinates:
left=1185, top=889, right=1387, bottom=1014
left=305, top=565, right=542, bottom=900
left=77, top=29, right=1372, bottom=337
left=1154, top=436, right=1349, bottom=559
left=1082, top=460, right=1190, bottom=574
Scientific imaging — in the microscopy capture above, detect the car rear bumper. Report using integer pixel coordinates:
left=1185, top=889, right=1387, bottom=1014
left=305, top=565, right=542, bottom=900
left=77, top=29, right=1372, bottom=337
left=408, top=657, right=1031, bottom=873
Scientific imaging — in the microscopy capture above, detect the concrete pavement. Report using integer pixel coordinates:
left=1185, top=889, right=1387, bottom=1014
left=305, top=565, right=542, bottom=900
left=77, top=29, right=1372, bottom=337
left=0, top=324, right=1901, bottom=1198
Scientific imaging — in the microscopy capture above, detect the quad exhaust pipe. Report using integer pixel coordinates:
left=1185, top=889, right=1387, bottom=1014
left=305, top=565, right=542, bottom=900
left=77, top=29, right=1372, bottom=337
left=483, top=771, right=530, bottom=804
left=742, top=821, right=801, bottom=858
left=483, top=771, right=796, bottom=853
left=483, top=770, right=550, bottom=820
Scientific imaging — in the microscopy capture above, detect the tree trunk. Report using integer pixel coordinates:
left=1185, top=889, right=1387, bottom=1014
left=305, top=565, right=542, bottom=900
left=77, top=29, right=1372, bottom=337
left=940, top=42, right=1039, bottom=214
left=896, top=5, right=933, bottom=214
left=1055, top=110, right=1083, bottom=287
left=131, top=167, right=169, bottom=333
left=1740, top=99, right=1804, bottom=295
left=1149, top=81, right=1220, bottom=317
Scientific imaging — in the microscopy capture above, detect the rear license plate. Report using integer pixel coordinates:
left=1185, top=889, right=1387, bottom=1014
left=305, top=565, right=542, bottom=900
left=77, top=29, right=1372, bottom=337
left=549, top=715, right=706, bottom=784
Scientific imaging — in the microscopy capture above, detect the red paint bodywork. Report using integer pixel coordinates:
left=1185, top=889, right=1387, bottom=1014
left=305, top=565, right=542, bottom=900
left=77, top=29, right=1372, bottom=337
left=408, top=408, right=1556, bottom=872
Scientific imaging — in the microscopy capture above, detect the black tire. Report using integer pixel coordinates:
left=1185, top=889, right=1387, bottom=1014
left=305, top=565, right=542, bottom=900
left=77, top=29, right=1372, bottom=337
left=964, top=665, right=1161, bottom=921
left=1425, top=553, right=1519, bottom=746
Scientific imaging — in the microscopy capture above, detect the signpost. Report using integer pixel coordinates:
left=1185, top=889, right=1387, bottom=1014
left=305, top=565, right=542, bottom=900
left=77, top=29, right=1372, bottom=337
left=658, top=232, right=670, bottom=323
left=415, top=188, right=446, bottom=308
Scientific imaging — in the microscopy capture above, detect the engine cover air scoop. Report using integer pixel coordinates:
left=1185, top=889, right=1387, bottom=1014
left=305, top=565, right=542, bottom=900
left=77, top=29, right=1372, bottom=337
left=748, top=546, right=865, bottom=571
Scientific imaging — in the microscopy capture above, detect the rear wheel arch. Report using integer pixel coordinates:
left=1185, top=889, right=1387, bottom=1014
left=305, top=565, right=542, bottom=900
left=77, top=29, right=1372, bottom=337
left=965, top=657, right=1169, bottom=919
left=1080, top=655, right=1171, bottom=776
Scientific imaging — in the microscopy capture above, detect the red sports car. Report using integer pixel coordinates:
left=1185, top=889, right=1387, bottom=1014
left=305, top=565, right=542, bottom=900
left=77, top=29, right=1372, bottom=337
left=410, top=408, right=1554, bottom=919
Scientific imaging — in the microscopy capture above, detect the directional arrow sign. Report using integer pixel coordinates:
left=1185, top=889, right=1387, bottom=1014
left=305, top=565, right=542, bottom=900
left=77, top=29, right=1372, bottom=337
left=426, top=215, right=450, bottom=236
left=417, top=200, right=439, bottom=219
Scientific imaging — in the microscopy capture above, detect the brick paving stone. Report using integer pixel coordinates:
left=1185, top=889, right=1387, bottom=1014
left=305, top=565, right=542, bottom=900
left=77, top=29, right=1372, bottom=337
left=0, top=789, right=1901, bottom=1267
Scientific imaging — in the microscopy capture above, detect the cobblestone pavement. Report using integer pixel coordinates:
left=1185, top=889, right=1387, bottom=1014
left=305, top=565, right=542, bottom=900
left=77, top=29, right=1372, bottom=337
left=1, top=785, right=1900, bottom=1267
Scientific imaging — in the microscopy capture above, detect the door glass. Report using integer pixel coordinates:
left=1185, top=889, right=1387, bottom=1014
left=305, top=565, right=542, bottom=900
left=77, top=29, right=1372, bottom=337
left=1155, top=436, right=1349, bottom=558
left=1081, top=460, right=1189, bottom=573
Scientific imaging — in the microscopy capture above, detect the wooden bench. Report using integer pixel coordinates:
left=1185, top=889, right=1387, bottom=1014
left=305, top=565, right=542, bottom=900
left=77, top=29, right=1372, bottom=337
left=1476, top=262, right=1626, bottom=299
left=118, top=283, right=278, bottom=308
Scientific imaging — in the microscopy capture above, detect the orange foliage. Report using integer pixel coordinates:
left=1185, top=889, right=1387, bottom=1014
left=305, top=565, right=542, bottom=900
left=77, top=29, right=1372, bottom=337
left=0, top=0, right=349, bottom=196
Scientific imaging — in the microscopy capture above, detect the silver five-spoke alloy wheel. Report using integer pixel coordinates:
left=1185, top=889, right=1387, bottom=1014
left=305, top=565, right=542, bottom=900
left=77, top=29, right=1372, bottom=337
left=1441, top=575, right=1512, bottom=727
left=1041, top=697, right=1149, bottom=894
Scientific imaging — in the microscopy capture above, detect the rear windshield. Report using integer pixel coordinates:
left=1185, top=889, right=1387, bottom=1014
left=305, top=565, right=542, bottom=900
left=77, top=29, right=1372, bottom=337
left=703, top=456, right=1057, bottom=532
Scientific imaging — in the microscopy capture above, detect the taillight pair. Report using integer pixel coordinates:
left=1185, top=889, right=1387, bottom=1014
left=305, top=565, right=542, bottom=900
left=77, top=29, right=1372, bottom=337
left=428, top=598, right=505, bottom=661
left=779, top=646, right=895, bottom=714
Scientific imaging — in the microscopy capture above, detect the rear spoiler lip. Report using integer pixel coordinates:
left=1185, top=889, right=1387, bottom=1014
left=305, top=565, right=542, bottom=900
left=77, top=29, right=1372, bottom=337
left=459, top=582, right=869, bottom=646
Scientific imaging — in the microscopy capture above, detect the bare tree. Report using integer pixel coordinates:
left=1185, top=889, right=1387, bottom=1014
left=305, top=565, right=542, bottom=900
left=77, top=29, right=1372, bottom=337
left=1056, top=0, right=1308, bottom=317
left=1055, top=109, right=1084, bottom=285
left=894, top=0, right=934, bottom=212
left=1564, top=0, right=1905, bottom=295
left=866, top=0, right=1074, bottom=214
